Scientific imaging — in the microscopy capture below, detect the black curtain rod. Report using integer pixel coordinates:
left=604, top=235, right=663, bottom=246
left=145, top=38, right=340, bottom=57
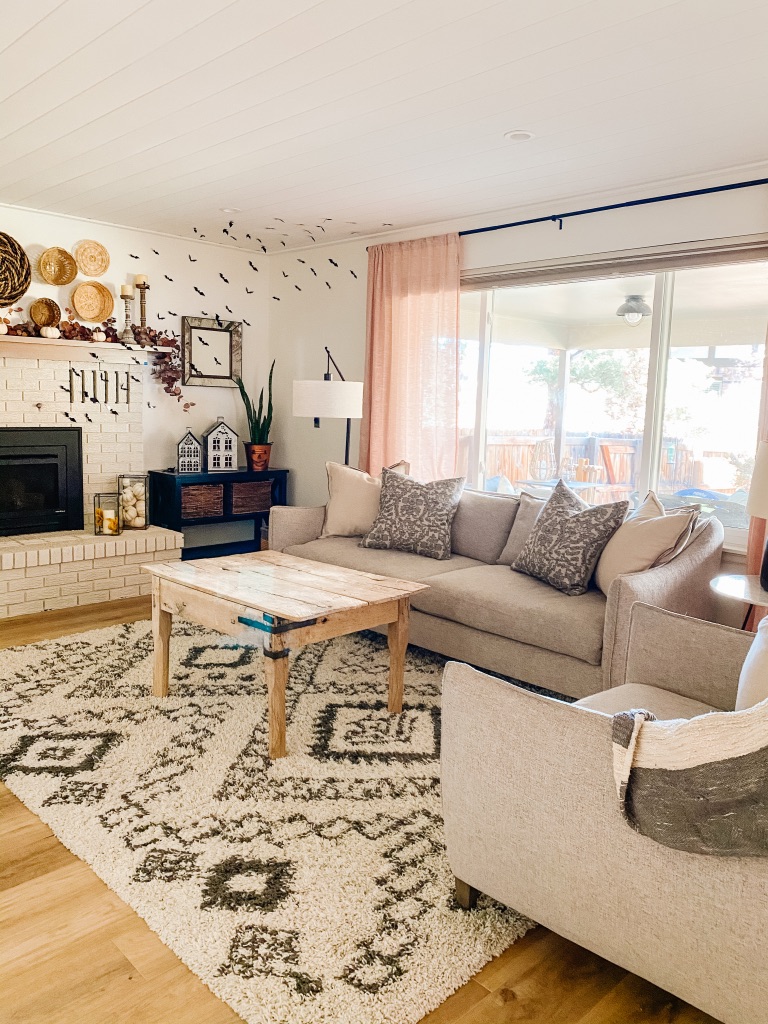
left=458, top=176, right=768, bottom=238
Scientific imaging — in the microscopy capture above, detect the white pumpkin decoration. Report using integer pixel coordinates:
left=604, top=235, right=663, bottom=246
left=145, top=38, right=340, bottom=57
left=132, top=482, right=145, bottom=498
left=0, top=323, right=8, bottom=335
left=123, top=506, right=137, bottom=522
left=135, top=500, right=146, bottom=516
left=133, top=516, right=146, bottom=528
left=91, top=330, right=107, bottom=342
left=40, top=326, right=60, bottom=339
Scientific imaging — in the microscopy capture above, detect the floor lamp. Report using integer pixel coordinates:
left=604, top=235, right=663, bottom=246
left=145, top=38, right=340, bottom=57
left=293, top=348, right=364, bottom=465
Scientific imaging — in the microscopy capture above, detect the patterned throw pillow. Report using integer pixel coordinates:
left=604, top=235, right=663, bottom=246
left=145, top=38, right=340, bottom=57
left=360, top=468, right=465, bottom=560
left=512, top=480, right=628, bottom=595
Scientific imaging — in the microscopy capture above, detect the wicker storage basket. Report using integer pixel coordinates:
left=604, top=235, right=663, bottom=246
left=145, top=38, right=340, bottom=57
left=181, top=483, right=224, bottom=519
left=231, top=480, right=273, bottom=515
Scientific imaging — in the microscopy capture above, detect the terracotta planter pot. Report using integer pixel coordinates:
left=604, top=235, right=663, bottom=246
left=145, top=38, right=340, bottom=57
left=244, top=442, right=272, bottom=471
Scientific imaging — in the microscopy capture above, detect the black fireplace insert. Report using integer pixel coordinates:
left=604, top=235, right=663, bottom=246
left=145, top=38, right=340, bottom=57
left=0, top=427, right=84, bottom=536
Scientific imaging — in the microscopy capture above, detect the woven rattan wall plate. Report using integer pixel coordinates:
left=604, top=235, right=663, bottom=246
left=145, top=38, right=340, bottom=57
left=74, top=239, right=110, bottom=277
left=39, top=247, right=77, bottom=285
left=29, top=297, right=62, bottom=327
left=71, top=281, right=114, bottom=323
left=0, top=231, right=32, bottom=304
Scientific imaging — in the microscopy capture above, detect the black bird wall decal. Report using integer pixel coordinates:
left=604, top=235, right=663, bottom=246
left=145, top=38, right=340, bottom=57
left=157, top=313, right=166, bottom=320
left=168, top=310, right=178, bottom=316
left=329, top=258, right=338, bottom=267
left=245, top=287, right=254, bottom=294
left=225, top=305, right=232, bottom=313
left=326, top=281, right=332, bottom=289
left=188, top=254, right=197, bottom=262
left=282, top=271, right=288, bottom=278
left=297, top=258, right=306, bottom=263
left=129, top=253, right=140, bottom=259
left=164, top=274, right=173, bottom=282
left=310, top=267, right=317, bottom=276
left=243, top=318, right=251, bottom=326
left=219, top=273, right=229, bottom=283
left=248, top=261, right=259, bottom=271
left=295, top=284, right=301, bottom=291
left=350, top=269, right=358, bottom=278
left=213, top=356, right=221, bottom=366
left=152, top=248, right=159, bottom=255
left=194, top=287, right=205, bottom=295
left=198, top=335, right=209, bottom=346
left=272, top=296, right=281, bottom=301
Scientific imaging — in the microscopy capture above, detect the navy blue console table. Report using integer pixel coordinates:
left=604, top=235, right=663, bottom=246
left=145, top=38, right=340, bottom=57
left=148, top=467, right=288, bottom=560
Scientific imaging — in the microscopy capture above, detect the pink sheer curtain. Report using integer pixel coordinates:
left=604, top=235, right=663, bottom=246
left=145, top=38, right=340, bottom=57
left=359, top=233, right=460, bottom=481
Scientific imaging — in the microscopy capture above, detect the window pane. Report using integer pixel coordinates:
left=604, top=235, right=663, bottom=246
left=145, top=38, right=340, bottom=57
left=482, top=275, right=655, bottom=501
left=658, top=263, right=768, bottom=529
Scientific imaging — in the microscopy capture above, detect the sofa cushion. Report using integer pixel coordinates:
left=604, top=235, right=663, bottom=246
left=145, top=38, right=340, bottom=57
left=595, top=491, right=698, bottom=595
left=361, top=468, right=465, bottom=560
left=321, top=460, right=409, bottom=538
left=284, top=536, right=484, bottom=582
left=411, top=564, right=606, bottom=664
left=575, top=683, right=717, bottom=720
left=496, top=492, right=546, bottom=565
left=451, top=489, right=519, bottom=563
left=513, top=480, right=628, bottom=596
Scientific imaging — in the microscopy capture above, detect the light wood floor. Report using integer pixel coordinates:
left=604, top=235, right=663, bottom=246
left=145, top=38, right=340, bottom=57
left=0, top=601, right=719, bottom=1024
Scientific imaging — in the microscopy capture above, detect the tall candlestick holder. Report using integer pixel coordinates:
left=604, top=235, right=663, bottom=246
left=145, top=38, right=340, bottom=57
left=120, top=294, right=134, bottom=340
left=136, top=282, right=150, bottom=329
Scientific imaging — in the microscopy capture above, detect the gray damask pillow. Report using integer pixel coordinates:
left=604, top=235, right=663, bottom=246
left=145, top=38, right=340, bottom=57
left=360, top=468, right=465, bottom=560
left=512, top=480, right=628, bottom=595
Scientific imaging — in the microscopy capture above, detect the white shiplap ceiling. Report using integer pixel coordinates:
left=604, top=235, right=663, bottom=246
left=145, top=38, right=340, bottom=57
left=2, top=0, right=768, bottom=252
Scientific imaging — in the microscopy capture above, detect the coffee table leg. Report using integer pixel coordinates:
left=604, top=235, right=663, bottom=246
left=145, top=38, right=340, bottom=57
left=152, top=577, right=172, bottom=698
left=264, top=634, right=288, bottom=758
left=388, top=598, right=409, bottom=713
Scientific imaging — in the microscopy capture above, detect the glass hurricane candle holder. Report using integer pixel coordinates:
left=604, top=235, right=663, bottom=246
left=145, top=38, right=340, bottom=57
left=94, top=493, right=123, bottom=536
left=118, top=473, right=149, bottom=530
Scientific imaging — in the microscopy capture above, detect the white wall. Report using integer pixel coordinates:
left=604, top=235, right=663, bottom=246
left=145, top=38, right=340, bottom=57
left=0, top=204, right=270, bottom=470
left=268, top=181, right=768, bottom=506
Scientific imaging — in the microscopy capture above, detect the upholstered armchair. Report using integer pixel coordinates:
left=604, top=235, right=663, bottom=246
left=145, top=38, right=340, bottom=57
left=441, top=603, right=766, bottom=1024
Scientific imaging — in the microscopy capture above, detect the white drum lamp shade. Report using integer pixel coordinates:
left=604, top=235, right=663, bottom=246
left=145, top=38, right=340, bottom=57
left=746, top=441, right=768, bottom=590
left=292, top=379, right=363, bottom=419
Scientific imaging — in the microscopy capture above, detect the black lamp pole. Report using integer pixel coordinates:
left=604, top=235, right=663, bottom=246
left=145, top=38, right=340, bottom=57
left=323, top=346, right=352, bottom=466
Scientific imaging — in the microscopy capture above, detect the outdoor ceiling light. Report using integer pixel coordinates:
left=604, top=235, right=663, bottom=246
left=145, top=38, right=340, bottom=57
left=616, top=294, right=652, bottom=326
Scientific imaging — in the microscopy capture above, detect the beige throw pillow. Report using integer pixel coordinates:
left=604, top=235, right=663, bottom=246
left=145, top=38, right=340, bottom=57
left=496, top=492, right=546, bottom=565
left=595, top=491, right=699, bottom=595
left=736, top=616, right=768, bottom=710
left=321, top=461, right=409, bottom=538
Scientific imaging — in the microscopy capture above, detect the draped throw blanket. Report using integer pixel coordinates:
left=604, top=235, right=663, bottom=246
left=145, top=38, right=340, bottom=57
left=359, top=233, right=460, bottom=482
left=612, top=705, right=768, bottom=856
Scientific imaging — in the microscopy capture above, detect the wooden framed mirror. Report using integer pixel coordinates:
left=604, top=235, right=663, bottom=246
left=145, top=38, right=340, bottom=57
left=181, top=316, right=242, bottom=387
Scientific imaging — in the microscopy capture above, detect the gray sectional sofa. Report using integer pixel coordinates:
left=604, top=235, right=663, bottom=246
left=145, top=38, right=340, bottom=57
left=269, top=490, right=724, bottom=699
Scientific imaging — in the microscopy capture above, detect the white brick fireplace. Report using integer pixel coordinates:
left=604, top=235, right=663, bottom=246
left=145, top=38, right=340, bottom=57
left=0, top=349, right=182, bottom=619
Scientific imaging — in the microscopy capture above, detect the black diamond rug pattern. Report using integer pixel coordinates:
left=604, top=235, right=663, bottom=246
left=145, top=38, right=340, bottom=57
left=1, top=621, right=532, bottom=1024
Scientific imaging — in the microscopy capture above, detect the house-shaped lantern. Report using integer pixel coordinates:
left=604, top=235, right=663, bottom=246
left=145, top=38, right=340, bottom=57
left=177, top=430, right=203, bottom=474
left=202, top=418, right=238, bottom=472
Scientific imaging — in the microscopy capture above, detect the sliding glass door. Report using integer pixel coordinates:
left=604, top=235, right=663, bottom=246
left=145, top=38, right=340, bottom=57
left=460, top=258, right=768, bottom=544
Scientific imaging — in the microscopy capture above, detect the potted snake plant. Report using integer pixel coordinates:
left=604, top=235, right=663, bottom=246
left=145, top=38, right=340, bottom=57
left=235, top=360, right=275, bottom=471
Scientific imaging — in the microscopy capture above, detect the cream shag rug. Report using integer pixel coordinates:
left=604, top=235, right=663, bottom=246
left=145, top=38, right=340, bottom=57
left=1, top=621, right=532, bottom=1024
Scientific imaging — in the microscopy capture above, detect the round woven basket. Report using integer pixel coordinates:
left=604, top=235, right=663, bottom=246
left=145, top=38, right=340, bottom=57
left=71, top=280, right=114, bottom=322
left=39, top=247, right=77, bottom=285
left=29, top=297, right=62, bottom=327
left=74, top=239, right=109, bottom=277
left=0, top=231, right=32, bottom=305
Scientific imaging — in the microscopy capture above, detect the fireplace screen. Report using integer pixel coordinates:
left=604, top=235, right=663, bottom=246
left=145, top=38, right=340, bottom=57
left=0, top=428, right=83, bottom=536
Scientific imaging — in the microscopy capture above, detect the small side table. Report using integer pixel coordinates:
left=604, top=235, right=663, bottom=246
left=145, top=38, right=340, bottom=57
left=710, top=574, right=768, bottom=630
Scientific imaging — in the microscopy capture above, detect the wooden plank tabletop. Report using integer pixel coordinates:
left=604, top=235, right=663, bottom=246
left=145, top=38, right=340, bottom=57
left=143, top=551, right=428, bottom=622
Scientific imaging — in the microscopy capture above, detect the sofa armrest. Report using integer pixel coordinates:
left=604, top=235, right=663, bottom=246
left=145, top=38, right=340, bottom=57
left=268, top=505, right=325, bottom=551
left=624, top=602, right=751, bottom=709
left=602, top=517, right=724, bottom=689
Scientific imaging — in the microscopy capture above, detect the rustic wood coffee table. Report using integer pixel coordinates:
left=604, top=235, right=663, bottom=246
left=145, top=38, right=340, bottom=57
left=142, top=551, right=428, bottom=759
